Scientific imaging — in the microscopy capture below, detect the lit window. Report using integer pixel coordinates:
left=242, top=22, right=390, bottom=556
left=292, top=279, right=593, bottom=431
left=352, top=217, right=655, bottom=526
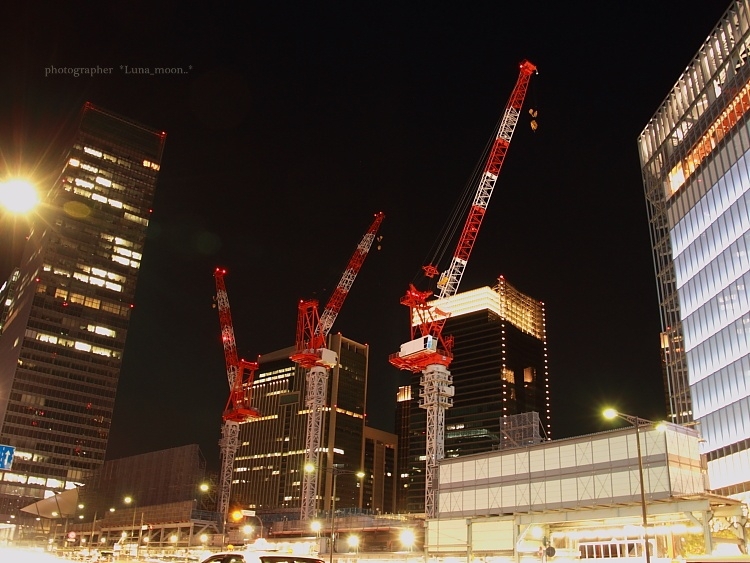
left=81, top=163, right=98, bottom=173
left=75, top=179, right=94, bottom=189
left=73, top=273, right=89, bottom=283
left=87, top=325, right=116, bottom=338
left=37, top=333, right=58, bottom=344
left=108, top=199, right=123, bottom=208
left=68, top=158, right=80, bottom=167
left=72, top=188, right=92, bottom=198
left=112, top=255, right=129, bottom=266
left=90, top=277, right=105, bottom=287
left=54, top=289, right=68, bottom=299
left=83, top=147, right=102, bottom=158
left=124, top=212, right=148, bottom=226
left=105, top=281, right=122, bottom=292
left=115, top=237, right=133, bottom=247
left=95, top=177, right=112, bottom=187
left=75, top=341, right=92, bottom=352
left=91, top=194, right=107, bottom=203
left=28, top=476, right=46, bottom=486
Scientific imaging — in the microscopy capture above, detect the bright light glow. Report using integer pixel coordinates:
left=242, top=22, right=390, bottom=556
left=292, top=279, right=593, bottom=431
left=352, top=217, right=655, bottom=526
left=0, top=179, right=39, bottom=214
left=347, top=535, right=359, bottom=548
left=400, top=529, right=415, bottom=548
left=0, top=547, right=65, bottom=563
left=311, top=521, right=321, bottom=533
left=602, top=408, right=618, bottom=420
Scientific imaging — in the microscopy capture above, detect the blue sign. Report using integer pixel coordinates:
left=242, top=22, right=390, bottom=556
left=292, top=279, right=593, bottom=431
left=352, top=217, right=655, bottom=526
left=0, top=445, right=15, bottom=470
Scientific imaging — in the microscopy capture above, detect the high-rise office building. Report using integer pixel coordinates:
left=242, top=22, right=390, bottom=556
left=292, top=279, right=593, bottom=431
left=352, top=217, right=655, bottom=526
left=0, top=103, right=165, bottom=515
left=362, top=426, right=397, bottom=514
left=231, top=333, right=368, bottom=516
left=401, top=276, right=549, bottom=513
left=394, top=385, right=411, bottom=514
left=639, top=0, right=750, bottom=498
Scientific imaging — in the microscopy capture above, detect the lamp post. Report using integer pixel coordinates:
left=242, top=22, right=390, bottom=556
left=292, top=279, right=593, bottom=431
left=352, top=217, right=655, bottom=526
left=603, top=409, right=653, bottom=563
left=305, top=464, right=365, bottom=563
left=124, top=496, right=142, bottom=560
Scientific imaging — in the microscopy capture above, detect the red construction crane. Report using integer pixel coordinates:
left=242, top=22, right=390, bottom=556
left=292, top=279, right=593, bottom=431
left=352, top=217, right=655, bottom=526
left=389, top=60, right=537, bottom=518
left=213, top=267, right=260, bottom=530
left=294, top=211, right=385, bottom=521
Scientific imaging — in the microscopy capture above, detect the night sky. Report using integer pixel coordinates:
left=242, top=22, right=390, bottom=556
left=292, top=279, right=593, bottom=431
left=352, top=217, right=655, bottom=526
left=0, top=2, right=731, bottom=472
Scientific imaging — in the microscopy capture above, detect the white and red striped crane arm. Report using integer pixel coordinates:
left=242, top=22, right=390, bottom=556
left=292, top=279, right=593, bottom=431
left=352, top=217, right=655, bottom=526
left=433, top=60, right=537, bottom=300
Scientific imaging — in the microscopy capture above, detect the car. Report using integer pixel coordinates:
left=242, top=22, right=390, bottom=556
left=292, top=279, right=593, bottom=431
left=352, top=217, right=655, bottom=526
left=199, top=552, right=325, bottom=563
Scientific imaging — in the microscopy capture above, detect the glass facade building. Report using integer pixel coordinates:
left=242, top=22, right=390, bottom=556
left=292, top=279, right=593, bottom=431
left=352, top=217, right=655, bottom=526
left=0, top=103, right=165, bottom=515
left=401, top=277, right=550, bottom=513
left=231, top=334, right=368, bottom=516
left=639, top=0, right=750, bottom=497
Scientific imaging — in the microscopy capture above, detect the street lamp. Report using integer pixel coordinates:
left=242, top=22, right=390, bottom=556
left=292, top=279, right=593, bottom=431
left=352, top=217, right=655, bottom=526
left=124, top=496, right=142, bottom=560
left=603, top=408, right=654, bottom=563
left=305, top=464, right=365, bottom=563
left=0, top=178, right=39, bottom=214
left=347, top=534, right=359, bottom=558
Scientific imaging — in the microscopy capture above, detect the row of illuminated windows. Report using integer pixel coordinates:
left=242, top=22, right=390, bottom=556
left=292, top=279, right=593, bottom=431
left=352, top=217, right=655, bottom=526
left=83, top=145, right=158, bottom=172
left=667, top=80, right=750, bottom=196
left=67, top=179, right=148, bottom=224
left=672, top=152, right=750, bottom=278
left=676, top=230, right=750, bottom=327
left=699, top=393, right=750, bottom=454
left=24, top=328, right=121, bottom=358
left=638, top=6, right=750, bottom=162
left=43, top=263, right=126, bottom=293
left=706, top=443, right=750, bottom=491
left=692, top=354, right=750, bottom=419
left=682, top=270, right=749, bottom=350
left=685, top=312, right=750, bottom=383
left=1, top=468, right=67, bottom=488
left=40, top=285, right=129, bottom=317
left=673, top=177, right=750, bottom=294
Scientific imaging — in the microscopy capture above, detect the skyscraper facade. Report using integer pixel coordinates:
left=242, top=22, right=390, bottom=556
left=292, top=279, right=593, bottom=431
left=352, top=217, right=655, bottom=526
left=362, top=426, right=397, bottom=514
left=639, top=0, right=750, bottom=498
left=401, top=277, right=549, bottom=513
left=0, top=103, right=165, bottom=515
left=231, top=333, right=368, bottom=516
left=394, top=385, right=411, bottom=514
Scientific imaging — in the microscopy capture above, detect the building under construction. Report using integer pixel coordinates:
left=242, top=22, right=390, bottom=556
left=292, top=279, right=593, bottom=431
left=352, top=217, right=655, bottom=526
left=400, top=276, right=550, bottom=513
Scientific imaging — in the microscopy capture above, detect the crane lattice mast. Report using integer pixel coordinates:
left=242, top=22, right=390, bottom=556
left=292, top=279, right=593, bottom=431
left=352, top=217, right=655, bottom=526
left=214, top=267, right=260, bottom=530
left=390, top=60, right=536, bottom=518
left=294, top=211, right=385, bottom=521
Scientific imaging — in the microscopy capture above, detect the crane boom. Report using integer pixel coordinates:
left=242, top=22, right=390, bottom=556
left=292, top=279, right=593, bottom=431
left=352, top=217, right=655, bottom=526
left=433, top=59, right=537, bottom=300
left=296, top=211, right=385, bottom=521
left=214, top=267, right=260, bottom=530
left=390, top=61, right=536, bottom=519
